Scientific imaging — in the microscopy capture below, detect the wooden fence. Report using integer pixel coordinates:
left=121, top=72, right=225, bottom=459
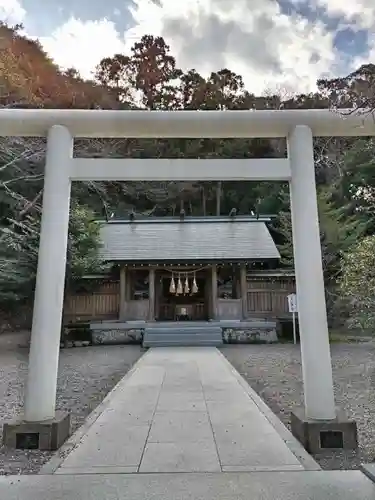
left=246, top=275, right=295, bottom=318
left=64, top=274, right=296, bottom=323
left=64, top=281, right=120, bottom=322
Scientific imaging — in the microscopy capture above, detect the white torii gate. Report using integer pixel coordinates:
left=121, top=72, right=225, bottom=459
left=1, top=108, right=373, bottom=426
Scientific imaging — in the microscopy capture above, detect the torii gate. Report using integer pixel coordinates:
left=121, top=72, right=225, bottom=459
left=2, top=108, right=371, bottom=451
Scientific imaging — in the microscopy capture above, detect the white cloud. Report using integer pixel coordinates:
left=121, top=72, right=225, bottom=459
left=23, top=0, right=373, bottom=95
left=125, top=0, right=338, bottom=94
left=0, top=0, right=26, bottom=25
left=311, top=0, right=375, bottom=74
left=310, top=0, right=375, bottom=30
left=37, top=18, right=127, bottom=79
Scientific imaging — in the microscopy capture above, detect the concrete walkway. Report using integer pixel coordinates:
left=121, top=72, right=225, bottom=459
left=2, top=470, right=375, bottom=500
left=47, top=347, right=316, bottom=474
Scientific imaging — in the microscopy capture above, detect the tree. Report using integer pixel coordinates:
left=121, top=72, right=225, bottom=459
left=0, top=203, right=108, bottom=306
left=66, top=203, right=111, bottom=283
left=276, top=187, right=367, bottom=323
left=340, top=236, right=375, bottom=330
left=0, top=218, right=38, bottom=304
left=95, top=35, right=182, bottom=109
left=94, top=53, right=133, bottom=104
left=336, top=138, right=375, bottom=228
left=318, top=64, right=375, bottom=111
left=186, top=69, right=249, bottom=110
left=0, top=21, right=118, bottom=110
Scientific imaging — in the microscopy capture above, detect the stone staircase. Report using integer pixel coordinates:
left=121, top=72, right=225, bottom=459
left=143, top=325, right=223, bottom=347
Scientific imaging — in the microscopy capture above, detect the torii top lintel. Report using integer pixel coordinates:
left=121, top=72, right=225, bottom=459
left=0, top=108, right=373, bottom=139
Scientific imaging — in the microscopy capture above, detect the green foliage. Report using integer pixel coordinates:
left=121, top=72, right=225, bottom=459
left=278, top=188, right=367, bottom=270
left=0, top=216, right=39, bottom=304
left=0, top=203, right=108, bottom=305
left=318, top=188, right=368, bottom=280
left=340, top=236, right=375, bottom=330
left=66, top=202, right=110, bottom=283
left=276, top=187, right=367, bottom=322
left=338, top=138, right=375, bottom=229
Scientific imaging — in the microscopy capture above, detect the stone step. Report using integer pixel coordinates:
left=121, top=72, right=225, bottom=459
left=144, top=339, right=222, bottom=347
left=143, top=327, right=223, bottom=347
left=144, top=332, right=222, bottom=340
left=145, top=327, right=222, bottom=335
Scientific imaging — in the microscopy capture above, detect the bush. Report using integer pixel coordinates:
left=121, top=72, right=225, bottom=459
left=340, top=235, right=375, bottom=330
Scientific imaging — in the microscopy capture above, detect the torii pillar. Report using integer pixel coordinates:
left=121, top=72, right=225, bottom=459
left=3, top=125, right=72, bottom=450
left=288, top=125, right=357, bottom=453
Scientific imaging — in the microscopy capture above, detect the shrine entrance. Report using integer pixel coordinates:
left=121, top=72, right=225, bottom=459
left=157, top=268, right=209, bottom=321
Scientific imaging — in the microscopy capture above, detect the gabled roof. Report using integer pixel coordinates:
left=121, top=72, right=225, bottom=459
left=99, top=217, right=280, bottom=263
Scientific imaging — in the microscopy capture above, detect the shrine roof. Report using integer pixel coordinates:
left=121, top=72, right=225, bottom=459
left=99, top=216, right=280, bottom=263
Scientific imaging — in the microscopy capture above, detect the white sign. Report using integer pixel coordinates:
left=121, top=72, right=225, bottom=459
left=287, top=293, right=298, bottom=313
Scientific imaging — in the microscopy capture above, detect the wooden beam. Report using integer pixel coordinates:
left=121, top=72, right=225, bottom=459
left=240, top=264, right=248, bottom=319
left=211, top=265, right=218, bottom=320
left=119, top=266, right=127, bottom=321
left=148, top=268, right=156, bottom=321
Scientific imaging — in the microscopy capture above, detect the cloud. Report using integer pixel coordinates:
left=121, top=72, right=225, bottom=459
left=125, top=0, right=339, bottom=94
left=0, top=0, right=26, bottom=24
left=309, top=0, right=375, bottom=29
left=37, top=18, right=127, bottom=79
left=319, top=0, right=375, bottom=73
left=6, top=0, right=374, bottom=95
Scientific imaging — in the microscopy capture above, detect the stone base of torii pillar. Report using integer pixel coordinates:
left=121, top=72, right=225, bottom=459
left=290, top=408, right=358, bottom=454
left=2, top=412, right=71, bottom=451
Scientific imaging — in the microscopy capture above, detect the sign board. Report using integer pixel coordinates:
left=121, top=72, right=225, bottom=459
left=287, top=293, right=298, bottom=313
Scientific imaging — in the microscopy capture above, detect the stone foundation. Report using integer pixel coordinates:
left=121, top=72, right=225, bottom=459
left=91, top=328, right=143, bottom=345
left=2, top=411, right=71, bottom=451
left=222, top=324, right=278, bottom=344
left=291, top=408, right=358, bottom=454
left=60, top=340, right=91, bottom=348
left=88, top=324, right=278, bottom=346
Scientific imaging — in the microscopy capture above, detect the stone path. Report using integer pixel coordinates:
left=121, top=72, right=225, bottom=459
left=49, top=347, right=315, bottom=474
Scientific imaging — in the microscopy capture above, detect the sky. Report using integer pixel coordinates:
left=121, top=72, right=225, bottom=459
left=0, top=0, right=374, bottom=96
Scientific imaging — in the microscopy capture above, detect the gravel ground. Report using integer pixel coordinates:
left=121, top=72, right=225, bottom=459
left=0, top=332, right=143, bottom=475
left=221, top=341, right=375, bottom=470
left=1, top=334, right=374, bottom=474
